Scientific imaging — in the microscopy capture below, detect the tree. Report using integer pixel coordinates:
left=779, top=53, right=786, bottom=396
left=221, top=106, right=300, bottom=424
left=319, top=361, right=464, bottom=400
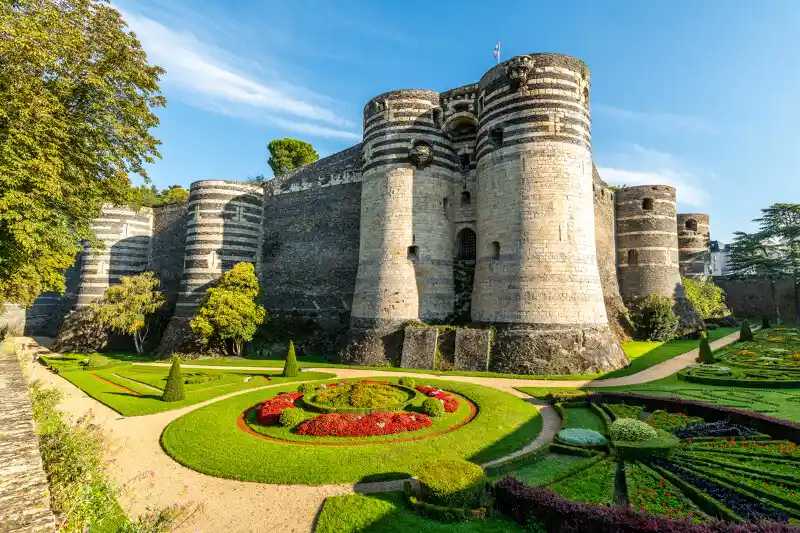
left=160, top=185, right=189, bottom=205
left=696, top=333, right=713, bottom=364
left=739, top=320, right=753, bottom=342
left=162, top=356, right=185, bottom=402
left=0, top=0, right=165, bottom=309
left=92, top=272, right=165, bottom=354
left=190, top=262, right=267, bottom=356
left=682, top=276, right=729, bottom=320
left=267, top=138, right=319, bottom=177
left=282, top=340, right=299, bottom=377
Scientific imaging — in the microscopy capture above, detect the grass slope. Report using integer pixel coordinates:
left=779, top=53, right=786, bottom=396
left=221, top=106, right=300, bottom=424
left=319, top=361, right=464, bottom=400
left=561, top=406, right=606, bottom=432
left=161, top=378, right=542, bottom=484
left=315, top=492, right=524, bottom=533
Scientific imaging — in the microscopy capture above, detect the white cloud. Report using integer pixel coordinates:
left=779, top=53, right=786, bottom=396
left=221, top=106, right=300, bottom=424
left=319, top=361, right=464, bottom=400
left=119, top=8, right=360, bottom=140
left=594, top=104, right=715, bottom=135
left=597, top=145, right=711, bottom=207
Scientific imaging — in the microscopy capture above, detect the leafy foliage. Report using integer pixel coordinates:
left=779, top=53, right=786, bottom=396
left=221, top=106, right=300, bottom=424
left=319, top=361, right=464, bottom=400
left=696, top=335, right=714, bottom=364
left=161, top=356, right=185, bottom=402
left=298, top=382, right=315, bottom=395
left=130, top=184, right=189, bottom=208
left=190, top=262, right=267, bottom=356
left=0, top=0, right=165, bottom=308
left=609, top=418, right=658, bottom=442
left=278, top=407, right=306, bottom=428
left=422, top=397, right=445, bottom=417
left=92, top=272, right=165, bottom=353
left=267, top=138, right=319, bottom=177
left=84, top=355, right=109, bottom=369
left=546, top=388, right=587, bottom=404
left=398, top=377, right=416, bottom=388
left=414, top=459, right=487, bottom=508
left=632, top=294, right=679, bottom=341
left=283, top=340, right=299, bottom=377
left=603, top=403, right=643, bottom=420
left=682, top=277, right=729, bottom=320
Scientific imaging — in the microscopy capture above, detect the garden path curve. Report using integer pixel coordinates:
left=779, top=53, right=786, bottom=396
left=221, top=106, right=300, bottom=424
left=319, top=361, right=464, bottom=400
left=14, top=330, right=741, bottom=533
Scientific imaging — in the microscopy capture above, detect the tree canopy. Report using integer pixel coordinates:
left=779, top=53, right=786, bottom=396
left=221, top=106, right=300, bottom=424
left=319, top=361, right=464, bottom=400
left=0, top=0, right=165, bottom=308
left=131, top=184, right=189, bottom=208
left=267, top=138, right=319, bottom=178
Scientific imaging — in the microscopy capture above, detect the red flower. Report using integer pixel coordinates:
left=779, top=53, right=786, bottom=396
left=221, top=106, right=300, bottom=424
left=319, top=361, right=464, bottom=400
left=256, top=392, right=303, bottom=425
left=415, top=386, right=459, bottom=412
left=296, top=411, right=432, bottom=437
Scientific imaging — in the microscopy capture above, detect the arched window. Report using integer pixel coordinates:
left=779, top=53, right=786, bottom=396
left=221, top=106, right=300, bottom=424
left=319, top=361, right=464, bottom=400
left=457, top=228, right=476, bottom=260
left=461, top=191, right=471, bottom=206
left=491, top=241, right=501, bottom=260
left=642, top=198, right=654, bottom=211
left=407, top=246, right=419, bottom=262
left=627, top=249, right=638, bottom=265
left=685, top=219, right=698, bottom=232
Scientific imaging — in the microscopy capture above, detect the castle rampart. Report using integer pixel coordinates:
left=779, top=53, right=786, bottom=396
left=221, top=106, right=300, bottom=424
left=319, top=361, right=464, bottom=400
left=677, top=213, right=710, bottom=277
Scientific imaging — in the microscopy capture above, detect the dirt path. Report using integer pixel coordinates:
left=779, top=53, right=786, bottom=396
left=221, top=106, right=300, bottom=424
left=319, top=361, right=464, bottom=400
left=12, top=330, right=742, bottom=533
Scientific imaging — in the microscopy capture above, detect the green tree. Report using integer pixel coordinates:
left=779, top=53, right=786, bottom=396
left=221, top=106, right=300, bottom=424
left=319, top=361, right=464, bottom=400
left=282, top=340, right=299, bottom=377
left=92, top=272, right=165, bottom=354
left=755, top=204, right=800, bottom=323
left=739, top=320, right=753, bottom=342
left=132, top=184, right=161, bottom=208
left=160, top=185, right=189, bottom=205
left=267, top=138, right=319, bottom=177
left=0, top=0, right=165, bottom=309
left=696, top=333, right=713, bottom=364
left=682, top=276, right=729, bottom=320
left=190, top=262, right=267, bottom=356
left=728, top=230, right=784, bottom=323
left=162, top=356, right=185, bottom=402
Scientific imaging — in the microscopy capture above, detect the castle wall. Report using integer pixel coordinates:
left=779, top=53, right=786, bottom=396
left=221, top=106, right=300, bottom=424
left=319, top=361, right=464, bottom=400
left=150, top=203, right=190, bottom=315
left=677, top=213, right=710, bottom=277
left=715, top=278, right=797, bottom=321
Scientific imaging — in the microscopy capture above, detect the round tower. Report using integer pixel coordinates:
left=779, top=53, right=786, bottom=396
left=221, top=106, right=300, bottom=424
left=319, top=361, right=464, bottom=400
left=470, top=53, right=627, bottom=374
left=344, top=90, right=456, bottom=364
left=615, top=185, right=703, bottom=331
left=677, top=213, right=710, bottom=277
left=76, top=205, right=153, bottom=307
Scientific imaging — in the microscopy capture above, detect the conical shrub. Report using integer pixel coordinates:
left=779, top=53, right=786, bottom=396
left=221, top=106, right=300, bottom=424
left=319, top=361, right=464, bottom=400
left=282, top=340, right=299, bottom=378
left=697, top=333, right=713, bottom=364
left=162, top=356, right=185, bottom=402
left=739, top=320, right=753, bottom=342
left=762, top=316, right=771, bottom=329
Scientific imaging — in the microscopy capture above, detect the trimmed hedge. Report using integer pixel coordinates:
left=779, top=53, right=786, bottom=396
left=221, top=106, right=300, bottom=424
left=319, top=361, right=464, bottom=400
left=602, top=403, right=643, bottom=421
left=589, top=402, right=613, bottom=431
left=282, top=340, right=299, bottom=377
left=84, top=355, right=109, bottom=369
left=609, top=419, right=657, bottom=442
left=278, top=408, right=306, bottom=428
left=398, top=377, right=416, bottom=388
left=404, top=481, right=487, bottom=523
left=422, top=397, right=445, bottom=418
left=613, top=429, right=679, bottom=460
left=547, top=388, right=588, bottom=404
left=555, top=428, right=608, bottom=447
left=297, top=382, right=315, bottom=395
left=414, top=460, right=487, bottom=509
left=740, top=320, right=754, bottom=342
left=161, top=356, right=185, bottom=402
left=493, top=476, right=800, bottom=532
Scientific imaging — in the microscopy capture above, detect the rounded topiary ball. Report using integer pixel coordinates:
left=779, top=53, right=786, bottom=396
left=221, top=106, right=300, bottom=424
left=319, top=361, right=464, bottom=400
left=609, top=418, right=658, bottom=442
left=297, top=382, right=315, bottom=395
left=279, top=407, right=305, bottom=428
left=84, top=355, right=109, bottom=369
left=422, top=397, right=445, bottom=417
left=414, top=459, right=486, bottom=508
left=398, top=377, right=416, bottom=388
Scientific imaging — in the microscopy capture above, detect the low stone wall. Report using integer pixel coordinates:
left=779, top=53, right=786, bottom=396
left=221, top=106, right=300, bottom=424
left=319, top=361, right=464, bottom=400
left=715, top=278, right=797, bottom=320
left=400, top=328, right=438, bottom=370
left=0, top=342, right=56, bottom=532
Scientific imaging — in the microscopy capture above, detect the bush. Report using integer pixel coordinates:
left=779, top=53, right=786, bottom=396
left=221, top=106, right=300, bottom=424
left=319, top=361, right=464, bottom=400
left=614, top=429, right=679, bottom=459
left=609, top=418, right=657, bottom=442
left=682, top=276, right=729, bottom=320
left=696, top=335, right=713, bottom=364
left=279, top=407, right=306, bottom=428
left=398, top=377, right=416, bottom=388
left=556, top=428, right=607, bottom=446
left=547, top=388, right=587, bottom=404
left=414, top=459, right=486, bottom=508
left=762, top=316, right=771, bottom=329
left=84, top=355, right=109, bottom=369
left=422, top=397, right=445, bottom=417
left=632, top=294, right=679, bottom=341
left=282, top=340, right=299, bottom=377
left=161, top=356, right=185, bottom=402
left=739, top=320, right=754, bottom=342
left=297, top=382, right=315, bottom=395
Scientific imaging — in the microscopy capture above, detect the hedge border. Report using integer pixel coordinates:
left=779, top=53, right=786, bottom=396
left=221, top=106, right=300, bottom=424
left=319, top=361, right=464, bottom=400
left=403, top=480, right=488, bottom=523
left=536, top=453, right=608, bottom=488
left=677, top=371, right=800, bottom=389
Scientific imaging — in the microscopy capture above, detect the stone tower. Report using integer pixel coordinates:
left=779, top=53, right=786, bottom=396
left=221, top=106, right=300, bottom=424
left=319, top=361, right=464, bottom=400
left=677, top=213, right=710, bottom=277
left=615, top=185, right=703, bottom=331
left=469, top=53, right=626, bottom=374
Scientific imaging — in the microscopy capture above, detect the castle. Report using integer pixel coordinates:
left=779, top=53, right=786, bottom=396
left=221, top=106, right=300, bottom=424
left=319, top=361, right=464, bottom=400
left=2, top=53, right=710, bottom=375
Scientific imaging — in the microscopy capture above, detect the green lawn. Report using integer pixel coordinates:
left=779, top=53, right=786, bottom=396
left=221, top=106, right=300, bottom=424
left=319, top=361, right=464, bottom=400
left=561, top=406, right=606, bottom=432
left=40, top=354, right=334, bottom=416
left=500, top=453, right=587, bottom=486
left=160, top=378, right=542, bottom=484
left=315, top=492, right=524, bottom=533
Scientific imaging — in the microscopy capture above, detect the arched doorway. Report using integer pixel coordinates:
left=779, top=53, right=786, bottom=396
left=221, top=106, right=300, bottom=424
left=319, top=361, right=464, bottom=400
left=453, top=228, right=476, bottom=324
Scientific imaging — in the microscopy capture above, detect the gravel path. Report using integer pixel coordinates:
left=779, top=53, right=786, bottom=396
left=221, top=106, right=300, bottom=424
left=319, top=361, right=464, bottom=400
left=13, top=330, right=742, bottom=533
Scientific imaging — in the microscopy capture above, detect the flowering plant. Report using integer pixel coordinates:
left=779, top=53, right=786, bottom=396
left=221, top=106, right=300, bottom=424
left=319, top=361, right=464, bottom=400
left=296, top=410, right=431, bottom=437
left=256, top=392, right=303, bottom=425
left=415, top=385, right=459, bottom=412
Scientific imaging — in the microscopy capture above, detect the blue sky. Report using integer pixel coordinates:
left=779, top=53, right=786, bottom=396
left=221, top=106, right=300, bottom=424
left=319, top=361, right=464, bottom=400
left=116, top=0, right=800, bottom=243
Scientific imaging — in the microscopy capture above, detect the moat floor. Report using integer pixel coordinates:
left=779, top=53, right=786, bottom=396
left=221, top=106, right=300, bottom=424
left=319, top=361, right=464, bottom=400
left=15, top=330, right=741, bottom=533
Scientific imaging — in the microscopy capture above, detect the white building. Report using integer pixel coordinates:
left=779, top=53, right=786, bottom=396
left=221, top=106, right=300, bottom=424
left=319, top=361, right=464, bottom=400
left=710, top=240, right=732, bottom=276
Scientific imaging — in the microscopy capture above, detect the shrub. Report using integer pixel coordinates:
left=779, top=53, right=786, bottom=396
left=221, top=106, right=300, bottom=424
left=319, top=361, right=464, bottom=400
left=84, top=355, right=109, bottom=369
left=632, top=294, right=679, bottom=341
left=739, top=320, right=754, bottom=341
left=416, top=385, right=459, bottom=412
left=297, top=382, right=315, bottom=395
left=183, top=373, right=222, bottom=385
left=161, top=356, right=185, bottom=402
left=762, top=316, right=771, bottom=329
left=547, top=388, right=587, bottom=404
left=609, top=418, right=657, bottom=442
left=603, top=403, right=642, bottom=420
left=422, top=397, right=445, bottom=417
left=614, top=429, right=679, bottom=460
left=556, top=428, right=607, bottom=446
left=682, top=276, right=729, bottom=320
left=696, top=334, right=713, bottom=364
left=282, top=340, right=299, bottom=377
left=398, top=377, right=416, bottom=388
left=256, top=392, right=303, bottom=425
left=279, top=407, right=306, bottom=428
left=414, top=459, right=486, bottom=508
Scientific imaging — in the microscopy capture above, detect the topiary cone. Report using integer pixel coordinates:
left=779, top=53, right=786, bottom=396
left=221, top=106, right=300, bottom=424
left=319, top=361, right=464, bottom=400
left=162, top=356, right=185, bottom=402
left=283, top=340, right=299, bottom=377
left=697, top=335, right=713, bottom=364
left=739, top=320, right=753, bottom=342
left=762, top=316, right=771, bottom=329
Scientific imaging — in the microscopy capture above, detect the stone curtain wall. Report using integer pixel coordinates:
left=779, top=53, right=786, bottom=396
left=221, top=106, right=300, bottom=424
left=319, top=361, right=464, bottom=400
left=150, top=203, right=190, bottom=316
left=715, top=278, right=797, bottom=320
left=0, top=343, right=56, bottom=532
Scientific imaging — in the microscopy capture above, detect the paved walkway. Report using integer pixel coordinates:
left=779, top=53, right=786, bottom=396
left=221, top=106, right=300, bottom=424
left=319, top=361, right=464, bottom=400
left=11, top=330, right=742, bottom=533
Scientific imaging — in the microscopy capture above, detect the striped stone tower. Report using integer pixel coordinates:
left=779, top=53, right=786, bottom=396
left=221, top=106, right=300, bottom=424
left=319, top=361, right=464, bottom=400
left=615, top=185, right=703, bottom=331
left=470, top=53, right=627, bottom=374
left=76, top=205, right=153, bottom=307
left=344, top=90, right=456, bottom=364
left=677, top=213, right=711, bottom=277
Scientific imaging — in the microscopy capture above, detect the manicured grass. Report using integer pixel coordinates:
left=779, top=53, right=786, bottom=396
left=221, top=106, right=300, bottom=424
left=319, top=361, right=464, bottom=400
left=315, top=492, right=524, bottom=533
left=503, top=453, right=586, bottom=486
left=40, top=355, right=334, bottom=416
left=548, top=456, right=615, bottom=505
left=561, top=406, right=606, bottom=433
left=161, top=378, right=542, bottom=484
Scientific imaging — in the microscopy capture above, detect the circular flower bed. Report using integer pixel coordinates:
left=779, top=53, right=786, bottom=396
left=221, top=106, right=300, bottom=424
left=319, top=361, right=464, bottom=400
left=303, top=380, right=417, bottom=413
left=296, top=410, right=432, bottom=437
